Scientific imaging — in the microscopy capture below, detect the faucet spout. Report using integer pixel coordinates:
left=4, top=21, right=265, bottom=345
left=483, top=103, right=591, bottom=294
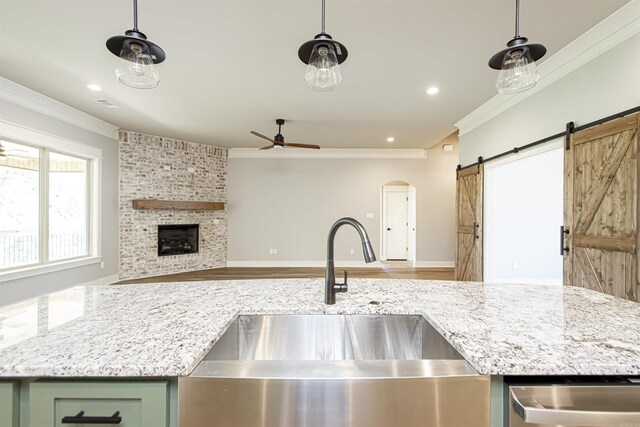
left=325, top=217, right=377, bottom=305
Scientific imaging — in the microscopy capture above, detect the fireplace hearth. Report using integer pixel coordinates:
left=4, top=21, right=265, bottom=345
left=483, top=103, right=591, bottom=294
left=158, top=224, right=199, bottom=256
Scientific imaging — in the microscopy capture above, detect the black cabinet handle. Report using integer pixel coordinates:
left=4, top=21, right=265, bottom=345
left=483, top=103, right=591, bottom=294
left=61, top=410, right=122, bottom=424
left=560, top=226, right=570, bottom=256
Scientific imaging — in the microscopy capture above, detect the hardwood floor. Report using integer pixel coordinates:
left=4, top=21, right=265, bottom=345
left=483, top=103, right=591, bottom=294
left=116, top=262, right=454, bottom=284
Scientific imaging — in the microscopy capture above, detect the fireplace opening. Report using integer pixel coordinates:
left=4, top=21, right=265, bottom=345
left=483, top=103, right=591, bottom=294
left=158, top=224, right=199, bottom=256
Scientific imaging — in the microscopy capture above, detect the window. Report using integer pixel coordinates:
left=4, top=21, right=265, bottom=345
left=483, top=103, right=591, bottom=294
left=0, top=139, right=94, bottom=271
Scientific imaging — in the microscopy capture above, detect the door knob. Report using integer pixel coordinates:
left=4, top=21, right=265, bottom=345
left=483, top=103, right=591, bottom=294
left=387, top=228, right=392, bottom=231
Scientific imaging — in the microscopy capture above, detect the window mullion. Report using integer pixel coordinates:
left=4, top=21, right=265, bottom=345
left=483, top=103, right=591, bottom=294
left=40, top=148, right=49, bottom=264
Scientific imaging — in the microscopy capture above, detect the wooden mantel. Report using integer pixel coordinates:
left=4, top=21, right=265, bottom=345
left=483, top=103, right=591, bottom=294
left=132, top=199, right=225, bottom=210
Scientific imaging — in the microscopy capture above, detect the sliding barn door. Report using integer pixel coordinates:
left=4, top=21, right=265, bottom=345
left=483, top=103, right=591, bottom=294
left=455, top=165, right=483, bottom=281
left=564, top=113, right=639, bottom=301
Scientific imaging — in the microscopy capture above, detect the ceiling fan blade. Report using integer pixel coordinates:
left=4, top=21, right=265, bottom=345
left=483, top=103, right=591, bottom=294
left=259, top=145, right=275, bottom=150
left=250, top=131, right=276, bottom=143
left=284, top=143, right=321, bottom=150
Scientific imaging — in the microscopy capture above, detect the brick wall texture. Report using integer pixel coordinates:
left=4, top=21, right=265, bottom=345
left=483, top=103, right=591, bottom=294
left=119, top=130, right=227, bottom=280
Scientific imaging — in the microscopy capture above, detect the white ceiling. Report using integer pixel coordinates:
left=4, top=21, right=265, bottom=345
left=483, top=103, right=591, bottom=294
left=0, top=0, right=629, bottom=149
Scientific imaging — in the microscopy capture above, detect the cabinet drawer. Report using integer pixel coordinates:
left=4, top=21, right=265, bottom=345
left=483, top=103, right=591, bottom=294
left=0, top=382, right=19, bottom=427
left=30, top=381, right=168, bottom=427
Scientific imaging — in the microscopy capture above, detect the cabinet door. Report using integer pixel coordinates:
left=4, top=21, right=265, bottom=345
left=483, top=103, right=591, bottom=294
left=0, top=382, right=19, bottom=427
left=30, top=381, right=168, bottom=427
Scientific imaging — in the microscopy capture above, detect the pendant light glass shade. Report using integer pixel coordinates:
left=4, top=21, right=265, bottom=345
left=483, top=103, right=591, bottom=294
left=106, top=0, right=165, bottom=89
left=489, top=0, right=546, bottom=94
left=495, top=47, right=539, bottom=94
left=305, top=44, right=342, bottom=92
left=298, top=0, right=348, bottom=91
left=115, top=40, right=159, bottom=89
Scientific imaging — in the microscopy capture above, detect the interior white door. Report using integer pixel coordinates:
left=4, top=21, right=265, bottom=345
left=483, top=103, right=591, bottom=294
left=385, top=191, right=408, bottom=259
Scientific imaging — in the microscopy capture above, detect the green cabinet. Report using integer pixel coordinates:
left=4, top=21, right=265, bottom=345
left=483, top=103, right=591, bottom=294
left=30, top=381, right=168, bottom=427
left=0, top=382, right=19, bottom=427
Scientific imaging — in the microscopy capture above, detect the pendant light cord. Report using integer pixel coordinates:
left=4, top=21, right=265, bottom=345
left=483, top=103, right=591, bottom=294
left=321, top=0, right=326, bottom=33
left=514, top=0, right=520, bottom=37
left=133, top=0, right=139, bottom=31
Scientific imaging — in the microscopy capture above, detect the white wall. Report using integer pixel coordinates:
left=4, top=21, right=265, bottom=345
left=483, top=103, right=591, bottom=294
left=459, top=33, right=640, bottom=165
left=228, top=139, right=458, bottom=266
left=0, top=98, right=119, bottom=306
left=484, top=145, right=564, bottom=285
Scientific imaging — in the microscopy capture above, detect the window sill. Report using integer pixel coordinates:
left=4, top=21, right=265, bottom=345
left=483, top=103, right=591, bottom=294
left=0, top=256, right=103, bottom=283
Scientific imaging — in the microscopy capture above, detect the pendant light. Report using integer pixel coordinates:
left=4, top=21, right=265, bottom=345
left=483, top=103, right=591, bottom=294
left=298, top=0, right=348, bottom=92
left=489, top=0, right=546, bottom=94
left=106, top=0, right=165, bottom=89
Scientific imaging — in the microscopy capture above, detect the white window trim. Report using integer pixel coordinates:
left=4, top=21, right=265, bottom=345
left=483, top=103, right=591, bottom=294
left=0, top=120, right=103, bottom=281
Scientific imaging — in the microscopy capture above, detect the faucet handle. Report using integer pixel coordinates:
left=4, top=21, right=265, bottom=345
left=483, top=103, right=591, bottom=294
left=334, top=270, right=348, bottom=293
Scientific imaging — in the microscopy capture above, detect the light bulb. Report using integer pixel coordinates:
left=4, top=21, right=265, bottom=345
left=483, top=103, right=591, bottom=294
left=115, top=40, right=160, bottom=89
left=495, top=47, right=539, bottom=94
left=305, top=44, right=342, bottom=92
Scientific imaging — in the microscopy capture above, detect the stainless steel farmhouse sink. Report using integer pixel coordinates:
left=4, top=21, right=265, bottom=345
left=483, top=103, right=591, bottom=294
left=179, top=315, right=490, bottom=427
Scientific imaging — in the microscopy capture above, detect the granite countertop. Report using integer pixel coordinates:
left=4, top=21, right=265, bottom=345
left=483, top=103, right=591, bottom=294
left=1, top=279, right=639, bottom=377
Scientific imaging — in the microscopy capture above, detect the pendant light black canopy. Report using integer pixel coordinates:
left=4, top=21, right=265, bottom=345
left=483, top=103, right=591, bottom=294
left=106, top=0, right=165, bottom=89
left=489, top=0, right=546, bottom=93
left=298, top=0, right=348, bottom=91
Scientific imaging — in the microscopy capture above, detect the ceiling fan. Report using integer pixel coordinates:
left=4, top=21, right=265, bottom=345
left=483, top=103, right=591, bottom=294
left=250, top=119, right=320, bottom=150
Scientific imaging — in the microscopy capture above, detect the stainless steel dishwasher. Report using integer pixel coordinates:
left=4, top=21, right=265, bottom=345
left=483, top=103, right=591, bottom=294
left=507, top=377, right=640, bottom=426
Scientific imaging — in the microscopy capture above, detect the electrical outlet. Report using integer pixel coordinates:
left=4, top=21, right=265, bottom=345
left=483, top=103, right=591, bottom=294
left=273, top=248, right=277, bottom=254
left=100, top=261, right=105, bottom=269
left=350, top=249, right=355, bottom=254
left=512, top=262, right=519, bottom=270
left=163, top=165, right=170, bottom=170
left=213, top=219, right=220, bottom=225
left=269, top=249, right=274, bottom=255
left=366, top=213, right=374, bottom=219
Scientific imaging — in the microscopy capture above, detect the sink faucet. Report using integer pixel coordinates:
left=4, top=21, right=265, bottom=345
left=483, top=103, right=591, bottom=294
left=325, top=217, right=377, bottom=304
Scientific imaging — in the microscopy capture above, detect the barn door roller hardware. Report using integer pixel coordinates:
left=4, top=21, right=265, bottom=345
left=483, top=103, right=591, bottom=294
left=565, top=122, right=575, bottom=151
left=454, top=105, right=640, bottom=172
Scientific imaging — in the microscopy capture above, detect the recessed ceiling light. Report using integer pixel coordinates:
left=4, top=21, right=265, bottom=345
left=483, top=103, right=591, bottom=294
left=426, top=86, right=439, bottom=95
left=87, top=84, right=102, bottom=92
left=386, top=137, right=395, bottom=143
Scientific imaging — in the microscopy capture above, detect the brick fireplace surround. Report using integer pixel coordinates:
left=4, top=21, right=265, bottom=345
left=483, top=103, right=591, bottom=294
left=119, top=131, right=228, bottom=280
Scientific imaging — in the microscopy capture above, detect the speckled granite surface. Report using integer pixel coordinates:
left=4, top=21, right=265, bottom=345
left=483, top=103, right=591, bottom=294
left=0, top=279, right=639, bottom=377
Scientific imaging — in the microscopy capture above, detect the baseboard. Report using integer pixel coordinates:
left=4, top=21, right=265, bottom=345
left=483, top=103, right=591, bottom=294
left=85, top=274, right=119, bottom=286
left=413, top=261, right=455, bottom=268
left=227, top=261, right=383, bottom=268
left=227, top=260, right=454, bottom=268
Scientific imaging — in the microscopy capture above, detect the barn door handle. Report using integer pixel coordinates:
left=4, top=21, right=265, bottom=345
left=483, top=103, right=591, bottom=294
left=560, top=226, right=570, bottom=255
left=473, top=222, right=479, bottom=240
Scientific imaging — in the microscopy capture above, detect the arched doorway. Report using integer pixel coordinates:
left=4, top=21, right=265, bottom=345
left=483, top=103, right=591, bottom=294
left=381, top=181, right=416, bottom=262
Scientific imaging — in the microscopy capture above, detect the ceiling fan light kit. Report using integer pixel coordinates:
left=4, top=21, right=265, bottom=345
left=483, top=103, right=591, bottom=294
left=489, top=0, right=546, bottom=94
left=106, top=0, right=165, bottom=89
left=298, top=0, right=348, bottom=92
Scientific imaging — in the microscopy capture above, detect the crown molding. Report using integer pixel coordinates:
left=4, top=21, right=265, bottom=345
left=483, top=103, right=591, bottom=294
left=455, top=0, right=640, bottom=136
left=229, top=148, right=427, bottom=159
left=0, top=77, right=119, bottom=140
